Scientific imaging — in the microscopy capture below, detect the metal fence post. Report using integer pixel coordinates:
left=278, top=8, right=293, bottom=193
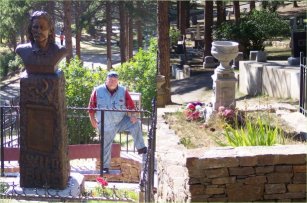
left=1, top=107, right=5, bottom=177
left=100, top=109, right=105, bottom=176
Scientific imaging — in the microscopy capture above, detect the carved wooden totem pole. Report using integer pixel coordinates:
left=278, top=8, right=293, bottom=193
left=16, top=11, right=69, bottom=189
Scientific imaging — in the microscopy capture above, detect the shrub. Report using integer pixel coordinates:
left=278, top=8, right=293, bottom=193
left=116, top=38, right=157, bottom=111
left=61, top=57, right=107, bottom=144
left=213, top=10, right=290, bottom=58
left=0, top=51, right=16, bottom=78
left=169, top=27, right=181, bottom=48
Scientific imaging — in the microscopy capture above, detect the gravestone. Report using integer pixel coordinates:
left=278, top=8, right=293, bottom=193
left=288, top=16, right=306, bottom=65
left=16, top=11, right=69, bottom=189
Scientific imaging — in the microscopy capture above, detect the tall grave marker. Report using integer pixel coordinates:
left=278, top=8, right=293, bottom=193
left=16, top=11, right=69, bottom=189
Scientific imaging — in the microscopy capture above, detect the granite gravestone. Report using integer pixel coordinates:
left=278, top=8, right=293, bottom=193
left=16, top=11, right=69, bottom=189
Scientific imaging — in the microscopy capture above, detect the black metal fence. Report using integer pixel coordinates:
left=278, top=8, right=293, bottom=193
left=300, top=52, right=307, bottom=116
left=0, top=99, right=157, bottom=202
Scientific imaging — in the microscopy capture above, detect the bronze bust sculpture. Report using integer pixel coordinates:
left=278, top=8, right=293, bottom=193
left=16, top=11, right=67, bottom=74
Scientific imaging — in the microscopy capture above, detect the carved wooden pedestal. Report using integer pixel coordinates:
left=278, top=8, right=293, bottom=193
left=19, top=70, right=69, bottom=189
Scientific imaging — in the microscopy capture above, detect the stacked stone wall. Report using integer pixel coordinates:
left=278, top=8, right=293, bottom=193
left=186, top=145, right=306, bottom=202
left=157, top=145, right=306, bottom=202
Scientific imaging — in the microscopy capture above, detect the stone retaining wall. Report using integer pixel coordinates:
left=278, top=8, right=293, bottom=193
left=186, top=145, right=306, bottom=202
left=157, top=144, right=306, bottom=202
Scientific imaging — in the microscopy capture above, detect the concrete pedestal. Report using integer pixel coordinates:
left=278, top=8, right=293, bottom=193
left=212, top=70, right=237, bottom=110
left=19, top=70, right=69, bottom=189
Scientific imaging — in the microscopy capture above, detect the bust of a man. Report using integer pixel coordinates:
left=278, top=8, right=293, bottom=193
left=16, top=11, right=67, bottom=74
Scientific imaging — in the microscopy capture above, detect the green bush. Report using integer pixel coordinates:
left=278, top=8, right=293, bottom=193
left=0, top=51, right=16, bottom=78
left=169, top=27, right=181, bottom=48
left=61, top=57, right=107, bottom=144
left=213, top=10, right=290, bottom=58
left=116, top=37, right=157, bottom=112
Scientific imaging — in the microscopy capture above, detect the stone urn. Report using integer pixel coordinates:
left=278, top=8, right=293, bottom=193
left=211, top=41, right=239, bottom=110
left=211, top=41, right=239, bottom=73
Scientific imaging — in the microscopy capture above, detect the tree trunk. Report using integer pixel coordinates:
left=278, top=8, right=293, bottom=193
left=233, top=1, right=240, bottom=23
left=249, top=1, right=256, bottom=12
left=136, top=1, right=143, bottom=49
left=178, top=0, right=189, bottom=35
left=128, top=9, right=133, bottom=60
left=119, top=1, right=127, bottom=63
left=216, top=1, right=226, bottom=26
left=63, top=0, right=73, bottom=62
left=75, top=1, right=81, bottom=59
left=157, top=1, right=171, bottom=104
left=204, top=1, right=213, bottom=57
left=106, top=1, right=112, bottom=70
left=293, top=1, right=298, bottom=8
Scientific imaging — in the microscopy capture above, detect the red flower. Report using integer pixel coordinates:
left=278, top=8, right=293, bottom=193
left=96, top=177, right=108, bottom=187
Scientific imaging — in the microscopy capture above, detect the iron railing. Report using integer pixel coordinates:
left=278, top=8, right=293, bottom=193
left=0, top=99, right=157, bottom=202
left=300, top=52, right=307, bottom=116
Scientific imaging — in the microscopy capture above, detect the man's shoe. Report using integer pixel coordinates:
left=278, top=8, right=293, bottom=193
left=103, top=168, right=109, bottom=174
left=137, top=147, right=147, bottom=154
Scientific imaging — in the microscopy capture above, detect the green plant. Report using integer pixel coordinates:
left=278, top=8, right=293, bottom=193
left=116, top=37, right=157, bottom=111
left=217, top=115, right=285, bottom=147
left=88, top=185, right=139, bottom=202
left=61, top=57, right=107, bottom=144
left=169, top=27, right=181, bottom=48
left=0, top=51, right=15, bottom=78
left=213, top=10, right=290, bottom=58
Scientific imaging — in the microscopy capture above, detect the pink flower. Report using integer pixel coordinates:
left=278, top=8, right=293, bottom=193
left=96, top=177, right=108, bottom=187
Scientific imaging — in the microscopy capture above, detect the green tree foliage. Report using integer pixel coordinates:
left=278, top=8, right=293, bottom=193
left=116, top=38, right=157, bottom=111
left=0, top=0, right=30, bottom=50
left=0, top=51, right=23, bottom=78
left=213, top=10, right=290, bottom=58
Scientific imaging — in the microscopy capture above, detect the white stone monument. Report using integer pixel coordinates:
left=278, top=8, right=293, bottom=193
left=211, top=41, right=239, bottom=110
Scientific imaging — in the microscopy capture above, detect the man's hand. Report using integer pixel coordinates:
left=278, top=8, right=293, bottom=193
left=129, top=113, right=138, bottom=124
left=89, top=112, right=98, bottom=128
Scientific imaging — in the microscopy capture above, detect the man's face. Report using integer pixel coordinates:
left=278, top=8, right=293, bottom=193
left=31, top=17, right=50, bottom=46
left=106, top=77, right=119, bottom=91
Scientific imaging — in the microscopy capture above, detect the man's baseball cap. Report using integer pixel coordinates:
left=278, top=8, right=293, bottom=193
left=107, top=71, right=118, bottom=78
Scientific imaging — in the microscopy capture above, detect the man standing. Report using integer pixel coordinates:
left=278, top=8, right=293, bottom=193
left=88, top=71, right=147, bottom=173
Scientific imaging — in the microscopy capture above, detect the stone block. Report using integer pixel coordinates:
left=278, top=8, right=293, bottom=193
left=227, top=183, right=264, bottom=201
left=199, top=157, right=239, bottom=169
left=239, top=156, right=258, bottom=166
left=275, top=165, right=293, bottom=173
left=249, top=51, right=258, bottom=60
left=229, top=167, right=254, bottom=176
left=239, top=61, right=263, bottom=96
left=265, top=183, right=286, bottom=194
left=172, top=64, right=178, bottom=78
left=190, top=184, right=205, bottom=195
left=293, top=173, right=306, bottom=183
left=243, top=176, right=267, bottom=185
left=293, top=165, right=306, bottom=173
left=176, top=68, right=184, bottom=80
left=183, top=65, right=190, bottom=78
left=267, top=173, right=293, bottom=183
left=211, top=177, right=236, bottom=185
left=204, top=168, right=229, bottom=178
left=205, top=187, right=225, bottom=195
left=264, top=192, right=306, bottom=200
left=287, top=184, right=306, bottom=193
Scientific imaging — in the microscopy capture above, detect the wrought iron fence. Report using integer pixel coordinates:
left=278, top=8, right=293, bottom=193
left=0, top=99, right=157, bottom=202
left=300, top=52, right=307, bottom=116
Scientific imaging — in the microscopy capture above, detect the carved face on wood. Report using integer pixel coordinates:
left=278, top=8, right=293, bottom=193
left=31, top=17, right=50, bottom=49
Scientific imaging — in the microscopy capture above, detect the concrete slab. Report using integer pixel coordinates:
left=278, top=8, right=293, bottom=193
left=5, top=172, right=84, bottom=197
